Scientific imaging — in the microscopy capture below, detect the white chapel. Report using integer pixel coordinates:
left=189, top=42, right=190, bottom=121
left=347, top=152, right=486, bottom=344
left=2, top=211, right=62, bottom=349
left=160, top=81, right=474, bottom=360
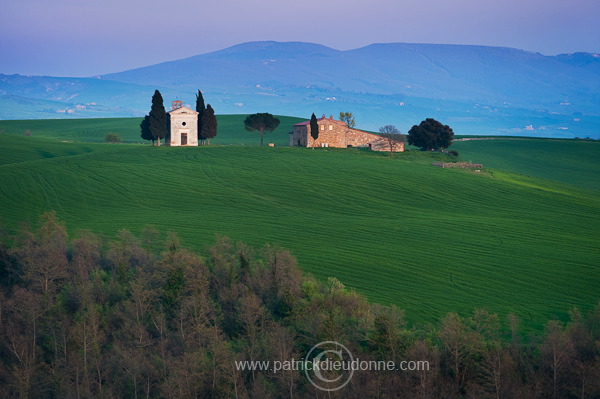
left=167, top=100, right=199, bottom=146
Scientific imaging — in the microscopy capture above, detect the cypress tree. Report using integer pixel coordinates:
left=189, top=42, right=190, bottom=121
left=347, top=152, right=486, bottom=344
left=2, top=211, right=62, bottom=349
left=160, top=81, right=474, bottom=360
left=201, top=104, right=217, bottom=145
left=140, top=114, right=153, bottom=144
left=149, top=90, right=167, bottom=146
left=196, top=90, right=206, bottom=144
left=310, top=113, right=319, bottom=149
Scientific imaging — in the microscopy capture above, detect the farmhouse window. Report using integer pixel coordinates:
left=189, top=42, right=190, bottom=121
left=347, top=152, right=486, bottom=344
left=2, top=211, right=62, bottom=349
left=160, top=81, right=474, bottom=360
left=329, top=125, right=333, bottom=131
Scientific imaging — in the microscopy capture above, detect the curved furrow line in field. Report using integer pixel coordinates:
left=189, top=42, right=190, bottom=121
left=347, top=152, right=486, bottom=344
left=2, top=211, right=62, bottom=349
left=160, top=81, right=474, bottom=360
left=0, top=172, right=40, bottom=225
left=298, top=157, right=391, bottom=214
left=248, top=150, right=403, bottom=217
left=29, top=170, right=68, bottom=215
left=296, top=165, right=398, bottom=216
left=199, top=173, right=294, bottom=222
left=202, top=160, right=303, bottom=215
left=68, top=161, right=146, bottom=208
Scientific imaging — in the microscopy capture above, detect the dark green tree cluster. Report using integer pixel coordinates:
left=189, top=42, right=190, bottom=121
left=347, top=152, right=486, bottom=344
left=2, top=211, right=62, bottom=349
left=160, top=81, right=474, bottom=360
left=408, top=118, right=454, bottom=151
left=140, top=90, right=167, bottom=146
left=200, top=104, right=217, bottom=145
left=196, top=90, right=218, bottom=145
left=1, top=214, right=600, bottom=398
left=140, top=115, right=152, bottom=144
left=148, top=90, right=168, bottom=146
left=195, top=89, right=205, bottom=136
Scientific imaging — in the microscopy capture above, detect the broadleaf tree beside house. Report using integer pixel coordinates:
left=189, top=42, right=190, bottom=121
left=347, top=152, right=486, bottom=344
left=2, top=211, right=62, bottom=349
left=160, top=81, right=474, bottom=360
left=339, top=112, right=356, bottom=129
left=378, top=125, right=404, bottom=157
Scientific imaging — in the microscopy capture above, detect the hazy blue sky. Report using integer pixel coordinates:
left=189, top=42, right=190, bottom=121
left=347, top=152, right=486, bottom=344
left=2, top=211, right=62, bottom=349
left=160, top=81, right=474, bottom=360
left=1, top=0, right=599, bottom=77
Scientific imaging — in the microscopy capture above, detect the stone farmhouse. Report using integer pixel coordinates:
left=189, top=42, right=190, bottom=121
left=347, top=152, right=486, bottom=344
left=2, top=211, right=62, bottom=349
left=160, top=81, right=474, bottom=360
left=289, top=115, right=404, bottom=152
left=166, top=101, right=199, bottom=146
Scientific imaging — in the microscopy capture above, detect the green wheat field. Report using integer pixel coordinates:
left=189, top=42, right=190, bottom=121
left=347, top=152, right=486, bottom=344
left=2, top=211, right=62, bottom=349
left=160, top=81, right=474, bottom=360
left=0, top=116, right=598, bottom=330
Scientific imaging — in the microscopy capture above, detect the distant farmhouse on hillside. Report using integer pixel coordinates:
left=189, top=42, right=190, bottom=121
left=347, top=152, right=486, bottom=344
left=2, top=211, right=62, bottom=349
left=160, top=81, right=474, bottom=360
left=290, top=115, right=404, bottom=152
left=167, top=101, right=199, bottom=146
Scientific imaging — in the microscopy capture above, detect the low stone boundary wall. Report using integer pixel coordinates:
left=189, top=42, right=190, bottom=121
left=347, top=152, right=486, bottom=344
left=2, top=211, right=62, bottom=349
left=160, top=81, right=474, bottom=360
left=432, top=162, right=483, bottom=169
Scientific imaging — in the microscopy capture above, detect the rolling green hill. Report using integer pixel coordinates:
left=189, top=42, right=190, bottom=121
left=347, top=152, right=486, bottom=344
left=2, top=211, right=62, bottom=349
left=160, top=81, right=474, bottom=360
left=0, top=117, right=598, bottom=330
left=0, top=115, right=304, bottom=146
left=452, top=138, right=600, bottom=192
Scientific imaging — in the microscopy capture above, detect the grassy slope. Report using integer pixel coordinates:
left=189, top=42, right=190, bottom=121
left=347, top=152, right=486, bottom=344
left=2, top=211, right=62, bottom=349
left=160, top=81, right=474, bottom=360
left=452, top=139, right=600, bottom=192
left=0, top=118, right=598, bottom=329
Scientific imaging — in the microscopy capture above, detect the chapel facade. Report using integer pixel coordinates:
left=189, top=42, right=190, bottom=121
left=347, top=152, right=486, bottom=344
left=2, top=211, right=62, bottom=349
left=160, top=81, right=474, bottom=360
left=167, top=101, right=199, bottom=146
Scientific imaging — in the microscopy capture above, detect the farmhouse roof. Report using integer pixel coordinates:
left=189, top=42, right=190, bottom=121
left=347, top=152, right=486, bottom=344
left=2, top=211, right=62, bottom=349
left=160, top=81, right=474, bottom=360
left=293, top=116, right=344, bottom=126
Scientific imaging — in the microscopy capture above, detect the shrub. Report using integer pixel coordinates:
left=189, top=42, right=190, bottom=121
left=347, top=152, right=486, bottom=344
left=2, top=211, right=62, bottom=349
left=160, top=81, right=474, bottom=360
left=23, top=129, right=32, bottom=136
left=448, top=150, right=459, bottom=157
left=105, top=133, right=122, bottom=143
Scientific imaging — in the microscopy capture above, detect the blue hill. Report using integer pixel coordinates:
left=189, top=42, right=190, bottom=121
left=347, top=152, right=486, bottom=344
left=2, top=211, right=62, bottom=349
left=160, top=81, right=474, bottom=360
left=1, top=41, right=599, bottom=137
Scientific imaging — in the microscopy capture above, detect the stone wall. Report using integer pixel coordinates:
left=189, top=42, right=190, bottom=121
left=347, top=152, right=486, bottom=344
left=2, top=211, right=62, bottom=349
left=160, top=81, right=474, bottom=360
left=369, top=137, right=405, bottom=152
left=432, top=162, right=483, bottom=169
left=291, top=115, right=384, bottom=148
left=290, top=125, right=308, bottom=147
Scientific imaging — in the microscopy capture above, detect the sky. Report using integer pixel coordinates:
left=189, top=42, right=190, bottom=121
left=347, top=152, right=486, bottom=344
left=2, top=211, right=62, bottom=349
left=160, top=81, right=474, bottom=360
left=1, top=0, right=599, bottom=77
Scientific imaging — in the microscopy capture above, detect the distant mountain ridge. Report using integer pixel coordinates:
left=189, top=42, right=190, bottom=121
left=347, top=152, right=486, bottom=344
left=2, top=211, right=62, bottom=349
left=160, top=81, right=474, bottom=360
left=2, top=41, right=599, bottom=137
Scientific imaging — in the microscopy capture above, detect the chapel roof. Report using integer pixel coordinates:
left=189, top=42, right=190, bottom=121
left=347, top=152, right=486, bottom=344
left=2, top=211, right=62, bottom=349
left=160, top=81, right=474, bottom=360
left=167, top=105, right=198, bottom=115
